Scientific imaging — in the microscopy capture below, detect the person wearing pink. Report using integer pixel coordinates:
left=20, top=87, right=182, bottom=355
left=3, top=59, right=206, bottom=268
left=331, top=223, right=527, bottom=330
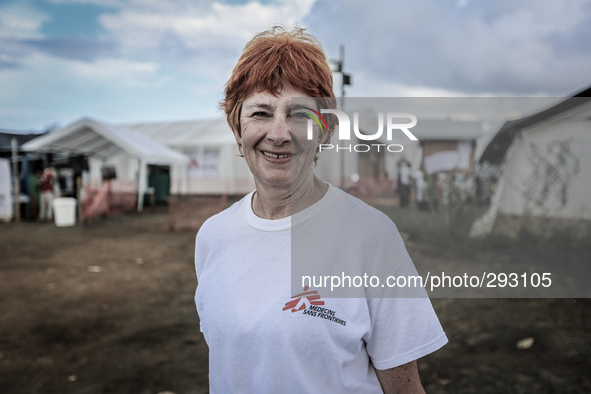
left=38, top=167, right=55, bottom=220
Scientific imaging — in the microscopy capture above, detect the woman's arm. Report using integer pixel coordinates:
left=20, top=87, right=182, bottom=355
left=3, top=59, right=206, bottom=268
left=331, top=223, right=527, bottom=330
left=375, top=360, right=425, bottom=394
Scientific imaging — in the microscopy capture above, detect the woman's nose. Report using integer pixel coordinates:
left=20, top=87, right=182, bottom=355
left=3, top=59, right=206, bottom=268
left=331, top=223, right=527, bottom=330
left=267, top=117, right=291, bottom=145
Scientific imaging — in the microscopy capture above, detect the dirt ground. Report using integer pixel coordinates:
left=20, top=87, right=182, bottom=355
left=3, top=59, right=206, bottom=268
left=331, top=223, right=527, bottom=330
left=1, top=208, right=590, bottom=393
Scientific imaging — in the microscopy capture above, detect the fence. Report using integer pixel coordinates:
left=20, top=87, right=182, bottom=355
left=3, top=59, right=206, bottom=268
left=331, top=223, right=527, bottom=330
left=82, top=180, right=137, bottom=219
left=168, top=194, right=228, bottom=231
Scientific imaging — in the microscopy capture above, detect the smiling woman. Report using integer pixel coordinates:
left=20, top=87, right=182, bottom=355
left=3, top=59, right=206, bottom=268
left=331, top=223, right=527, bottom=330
left=237, top=86, right=325, bottom=218
left=222, top=26, right=337, bottom=219
left=194, top=25, right=447, bottom=393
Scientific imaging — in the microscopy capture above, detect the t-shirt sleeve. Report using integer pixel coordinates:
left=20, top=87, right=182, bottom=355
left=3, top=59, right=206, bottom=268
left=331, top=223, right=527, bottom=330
left=364, top=217, right=448, bottom=370
left=365, top=295, right=448, bottom=370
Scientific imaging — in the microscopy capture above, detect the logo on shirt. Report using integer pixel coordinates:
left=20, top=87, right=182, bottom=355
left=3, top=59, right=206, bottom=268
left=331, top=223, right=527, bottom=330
left=282, top=286, right=324, bottom=312
left=283, top=286, right=347, bottom=326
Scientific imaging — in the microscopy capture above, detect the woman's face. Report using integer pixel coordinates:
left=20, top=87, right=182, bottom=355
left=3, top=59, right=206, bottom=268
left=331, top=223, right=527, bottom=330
left=237, top=85, right=321, bottom=191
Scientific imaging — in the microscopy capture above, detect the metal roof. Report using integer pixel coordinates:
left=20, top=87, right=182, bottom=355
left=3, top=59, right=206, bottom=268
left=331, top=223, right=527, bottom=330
left=479, top=85, right=591, bottom=164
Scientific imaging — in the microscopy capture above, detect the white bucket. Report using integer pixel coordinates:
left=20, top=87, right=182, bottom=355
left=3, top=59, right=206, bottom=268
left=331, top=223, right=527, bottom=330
left=53, top=198, right=77, bottom=227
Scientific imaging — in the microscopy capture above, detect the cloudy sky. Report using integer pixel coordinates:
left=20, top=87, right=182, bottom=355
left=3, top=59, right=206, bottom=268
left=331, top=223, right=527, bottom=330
left=1, top=0, right=590, bottom=131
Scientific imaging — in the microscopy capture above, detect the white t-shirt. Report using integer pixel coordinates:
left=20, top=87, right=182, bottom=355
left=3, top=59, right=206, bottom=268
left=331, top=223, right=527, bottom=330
left=195, top=184, right=447, bottom=393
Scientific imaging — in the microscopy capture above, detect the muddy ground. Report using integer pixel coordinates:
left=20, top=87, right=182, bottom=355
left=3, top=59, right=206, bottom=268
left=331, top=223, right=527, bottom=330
left=0, top=207, right=590, bottom=393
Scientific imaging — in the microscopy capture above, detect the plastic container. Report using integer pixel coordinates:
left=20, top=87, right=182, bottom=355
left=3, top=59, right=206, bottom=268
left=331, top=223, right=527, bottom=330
left=53, top=198, right=77, bottom=227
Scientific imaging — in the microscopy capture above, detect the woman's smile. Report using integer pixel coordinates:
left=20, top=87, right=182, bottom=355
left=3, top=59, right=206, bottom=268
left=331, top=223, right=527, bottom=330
left=260, top=150, right=292, bottom=161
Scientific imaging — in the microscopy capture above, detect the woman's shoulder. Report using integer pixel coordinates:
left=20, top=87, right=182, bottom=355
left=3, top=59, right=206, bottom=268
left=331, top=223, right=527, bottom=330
left=331, top=186, right=397, bottom=230
left=197, top=192, right=252, bottom=236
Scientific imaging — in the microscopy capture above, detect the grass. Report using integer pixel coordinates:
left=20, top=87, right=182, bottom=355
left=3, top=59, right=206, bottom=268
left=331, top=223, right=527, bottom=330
left=376, top=202, right=591, bottom=252
left=377, top=203, right=487, bottom=244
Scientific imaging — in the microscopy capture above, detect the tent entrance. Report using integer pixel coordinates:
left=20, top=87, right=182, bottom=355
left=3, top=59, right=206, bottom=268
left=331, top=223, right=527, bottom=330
left=147, top=165, right=170, bottom=205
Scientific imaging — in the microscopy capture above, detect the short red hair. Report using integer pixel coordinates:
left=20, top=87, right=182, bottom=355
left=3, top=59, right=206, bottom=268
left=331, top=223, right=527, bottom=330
left=221, top=25, right=337, bottom=141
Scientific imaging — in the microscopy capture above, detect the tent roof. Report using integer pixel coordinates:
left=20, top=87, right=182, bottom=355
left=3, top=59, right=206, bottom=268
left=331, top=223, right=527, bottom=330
left=124, top=118, right=236, bottom=148
left=479, top=85, right=591, bottom=165
left=21, top=118, right=188, bottom=165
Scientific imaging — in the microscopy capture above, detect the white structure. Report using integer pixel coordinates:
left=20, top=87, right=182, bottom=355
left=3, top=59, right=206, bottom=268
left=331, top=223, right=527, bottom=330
left=471, top=89, right=591, bottom=236
left=330, top=98, right=484, bottom=177
left=314, top=117, right=482, bottom=185
left=22, top=118, right=189, bottom=211
left=0, top=158, right=12, bottom=222
left=126, top=119, right=254, bottom=195
left=20, top=112, right=487, bottom=208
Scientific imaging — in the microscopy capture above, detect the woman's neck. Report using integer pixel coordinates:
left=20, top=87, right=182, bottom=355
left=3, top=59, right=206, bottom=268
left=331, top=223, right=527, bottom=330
left=252, top=175, right=328, bottom=220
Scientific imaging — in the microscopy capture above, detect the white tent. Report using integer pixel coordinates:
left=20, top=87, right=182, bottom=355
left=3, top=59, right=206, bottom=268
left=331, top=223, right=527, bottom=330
left=125, top=118, right=255, bottom=195
left=471, top=88, right=591, bottom=237
left=22, top=117, right=189, bottom=211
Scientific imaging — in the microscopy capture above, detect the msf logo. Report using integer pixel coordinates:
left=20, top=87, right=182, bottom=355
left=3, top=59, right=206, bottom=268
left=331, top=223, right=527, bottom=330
left=305, top=109, right=418, bottom=153
left=283, top=286, right=324, bottom=313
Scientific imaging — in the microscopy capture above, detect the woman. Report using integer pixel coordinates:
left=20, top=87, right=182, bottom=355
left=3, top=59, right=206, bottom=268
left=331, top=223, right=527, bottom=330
left=194, top=26, right=447, bottom=393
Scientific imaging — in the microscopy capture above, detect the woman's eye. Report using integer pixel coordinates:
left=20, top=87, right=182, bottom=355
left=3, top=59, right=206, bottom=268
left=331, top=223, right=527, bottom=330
left=291, top=112, right=309, bottom=119
left=252, top=111, right=271, bottom=118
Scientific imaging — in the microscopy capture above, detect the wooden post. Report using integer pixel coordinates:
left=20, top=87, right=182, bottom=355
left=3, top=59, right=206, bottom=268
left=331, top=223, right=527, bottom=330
left=11, top=138, right=20, bottom=223
left=76, top=176, right=83, bottom=223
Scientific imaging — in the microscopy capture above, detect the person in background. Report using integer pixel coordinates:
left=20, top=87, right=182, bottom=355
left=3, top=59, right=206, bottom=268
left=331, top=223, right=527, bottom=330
left=397, top=161, right=412, bottom=208
left=415, top=168, right=429, bottom=211
left=37, top=166, right=55, bottom=221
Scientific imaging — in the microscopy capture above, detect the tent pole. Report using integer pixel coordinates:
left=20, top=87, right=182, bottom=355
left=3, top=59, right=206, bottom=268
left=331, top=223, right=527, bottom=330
left=137, top=158, right=146, bottom=212
left=11, top=138, right=20, bottom=223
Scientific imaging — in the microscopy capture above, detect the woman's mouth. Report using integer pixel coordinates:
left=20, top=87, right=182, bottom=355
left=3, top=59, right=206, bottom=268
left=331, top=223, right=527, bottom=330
left=262, top=151, right=291, bottom=159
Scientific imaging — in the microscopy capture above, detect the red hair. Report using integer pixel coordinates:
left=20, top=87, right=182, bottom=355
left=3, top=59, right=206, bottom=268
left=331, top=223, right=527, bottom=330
left=221, top=25, right=337, bottom=141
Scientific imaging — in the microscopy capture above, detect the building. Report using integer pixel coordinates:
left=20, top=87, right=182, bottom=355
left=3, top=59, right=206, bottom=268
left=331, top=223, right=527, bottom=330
left=22, top=118, right=189, bottom=215
left=471, top=85, right=591, bottom=237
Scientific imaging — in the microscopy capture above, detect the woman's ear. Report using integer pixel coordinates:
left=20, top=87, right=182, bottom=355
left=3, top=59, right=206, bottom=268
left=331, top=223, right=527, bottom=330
left=233, top=130, right=244, bottom=157
left=233, top=129, right=242, bottom=145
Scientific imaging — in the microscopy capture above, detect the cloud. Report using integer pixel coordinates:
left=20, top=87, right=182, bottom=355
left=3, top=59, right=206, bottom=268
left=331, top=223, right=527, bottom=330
left=0, top=0, right=318, bottom=129
left=23, top=36, right=119, bottom=61
left=307, top=0, right=591, bottom=96
left=0, top=59, right=21, bottom=70
left=69, top=57, right=165, bottom=87
left=0, top=52, right=165, bottom=104
left=0, top=1, right=115, bottom=64
left=91, top=1, right=315, bottom=77
left=44, top=0, right=123, bottom=6
left=0, top=3, right=50, bottom=70
left=0, top=50, right=180, bottom=130
left=3, top=0, right=591, bottom=131
left=3, top=0, right=316, bottom=66
left=0, top=2, right=48, bottom=39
